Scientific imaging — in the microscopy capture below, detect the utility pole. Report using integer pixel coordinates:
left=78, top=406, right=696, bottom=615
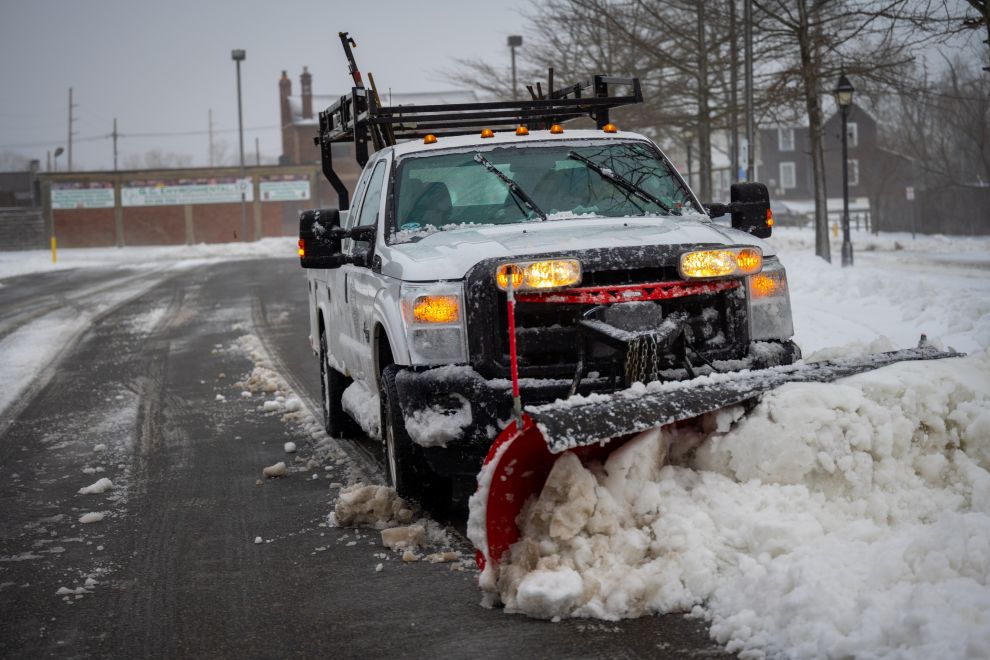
left=255, top=136, right=260, bottom=166
left=67, top=87, right=77, bottom=172
left=729, top=0, right=740, bottom=183
left=744, top=0, right=755, bottom=181
left=112, top=118, right=118, bottom=171
left=208, top=108, right=214, bottom=167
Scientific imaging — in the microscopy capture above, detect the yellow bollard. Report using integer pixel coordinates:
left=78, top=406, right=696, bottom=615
left=831, top=223, right=839, bottom=238
left=51, top=236, right=57, bottom=264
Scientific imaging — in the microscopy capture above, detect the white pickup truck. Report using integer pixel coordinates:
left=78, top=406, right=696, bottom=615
left=299, top=117, right=798, bottom=506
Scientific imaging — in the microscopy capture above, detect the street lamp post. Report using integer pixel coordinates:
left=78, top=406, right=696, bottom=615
left=834, top=72, right=855, bottom=267
left=53, top=146, right=64, bottom=172
left=508, top=36, right=522, bottom=101
left=231, top=49, right=248, bottom=242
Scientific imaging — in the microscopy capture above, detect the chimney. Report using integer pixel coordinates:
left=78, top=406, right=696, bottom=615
left=301, top=66, right=313, bottom=120
left=279, top=71, right=292, bottom=163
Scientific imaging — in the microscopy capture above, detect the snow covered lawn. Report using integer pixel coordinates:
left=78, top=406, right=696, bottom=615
left=484, top=229, right=990, bottom=659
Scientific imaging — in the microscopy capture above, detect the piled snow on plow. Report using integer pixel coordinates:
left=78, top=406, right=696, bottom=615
left=488, top=352, right=990, bottom=657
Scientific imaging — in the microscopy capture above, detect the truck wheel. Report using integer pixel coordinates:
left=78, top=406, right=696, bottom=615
left=320, top=329, right=361, bottom=438
left=380, top=365, right=448, bottom=507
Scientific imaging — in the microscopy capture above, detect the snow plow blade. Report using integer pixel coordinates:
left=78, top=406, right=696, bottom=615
left=474, top=346, right=962, bottom=572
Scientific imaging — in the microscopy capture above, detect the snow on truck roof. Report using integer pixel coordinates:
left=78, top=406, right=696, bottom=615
left=386, top=128, right=653, bottom=158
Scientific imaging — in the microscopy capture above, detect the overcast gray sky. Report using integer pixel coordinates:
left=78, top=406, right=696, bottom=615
left=0, top=0, right=528, bottom=170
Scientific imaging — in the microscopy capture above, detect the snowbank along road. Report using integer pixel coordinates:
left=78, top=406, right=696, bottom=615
left=0, top=229, right=988, bottom=659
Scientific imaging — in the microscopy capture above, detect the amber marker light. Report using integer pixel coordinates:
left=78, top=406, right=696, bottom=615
left=411, top=295, right=460, bottom=324
left=515, top=125, right=530, bottom=136
left=766, top=208, right=775, bottom=227
left=297, top=239, right=305, bottom=257
left=480, top=128, right=495, bottom=138
left=423, top=134, right=438, bottom=144
left=679, top=247, right=763, bottom=279
left=735, top=248, right=763, bottom=275
left=603, top=123, right=618, bottom=133
left=749, top=270, right=787, bottom=299
left=550, top=124, right=564, bottom=134
left=496, top=259, right=581, bottom=291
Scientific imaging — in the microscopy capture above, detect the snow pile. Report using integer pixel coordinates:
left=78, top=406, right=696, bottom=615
left=0, top=236, right=296, bottom=281
left=341, top=381, right=380, bottom=439
left=262, top=462, right=287, bottom=478
left=405, top=393, right=472, bottom=448
left=488, top=353, right=990, bottom=658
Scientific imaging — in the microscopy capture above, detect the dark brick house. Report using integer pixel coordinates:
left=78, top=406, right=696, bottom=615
left=759, top=104, right=921, bottom=232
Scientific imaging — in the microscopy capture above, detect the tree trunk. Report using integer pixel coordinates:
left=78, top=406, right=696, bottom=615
left=797, top=0, right=831, bottom=262
left=696, top=0, right=713, bottom=201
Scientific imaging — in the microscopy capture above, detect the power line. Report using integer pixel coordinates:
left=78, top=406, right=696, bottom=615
left=0, top=124, right=280, bottom=150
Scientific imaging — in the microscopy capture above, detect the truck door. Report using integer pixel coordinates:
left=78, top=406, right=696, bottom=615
left=325, top=164, right=373, bottom=376
left=340, top=157, right=388, bottom=382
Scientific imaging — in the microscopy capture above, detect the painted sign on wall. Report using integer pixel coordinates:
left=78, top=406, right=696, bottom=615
left=52, top=182, right=115, bottom=209
left=122, top=177, right=253, bottom=206
left=260, top=174, right=310, bottom=202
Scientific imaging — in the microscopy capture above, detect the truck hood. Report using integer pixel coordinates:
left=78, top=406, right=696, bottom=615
left=380, top=215, right=774, bottom=282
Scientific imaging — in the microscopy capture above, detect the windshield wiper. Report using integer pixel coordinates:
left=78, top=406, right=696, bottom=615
left=473, top=153, right=547, bottom=221
left=567, top=151, right=675, bottom=215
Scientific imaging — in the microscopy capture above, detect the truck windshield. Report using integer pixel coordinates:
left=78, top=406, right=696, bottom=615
left=391, top=140, right=695, bottom=242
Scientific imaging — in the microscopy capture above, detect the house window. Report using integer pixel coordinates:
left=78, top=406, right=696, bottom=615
left=847, top=122, right=858, bottom=148
left=848, top=159, right=859, bottom=186
left=778, top=128, right=795, bottom=152
left=780, top=161, right=796, bottom=189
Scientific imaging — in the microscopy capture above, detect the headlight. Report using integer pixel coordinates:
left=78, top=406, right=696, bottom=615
left=400, top=283, right=467, bottom=364
left=747, top=258, right=793, bottom=340
left=495, top=259, right=581, bottom=291
left=679, top=247, right=762, bottom=279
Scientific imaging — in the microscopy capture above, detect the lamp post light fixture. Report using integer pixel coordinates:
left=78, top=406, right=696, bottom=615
left=53, top=146, right=64, bottom=172
left=231, top=48, right=248, bottom=242
left=508, top=35, right=522, bottom=101
left=834, top=72, right=855, bottom=267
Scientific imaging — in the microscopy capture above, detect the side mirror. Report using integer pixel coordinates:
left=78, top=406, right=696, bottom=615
left=298, top=208, right=348, bottom=269
left=705, top=183, right=774, bottom=239
left=729, top=182, right=772, bottom=238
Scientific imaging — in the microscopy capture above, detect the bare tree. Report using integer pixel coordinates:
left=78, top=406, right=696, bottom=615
left=752, top=0, right=952, bottom=261
left=121, top=150, right=195, bottom=170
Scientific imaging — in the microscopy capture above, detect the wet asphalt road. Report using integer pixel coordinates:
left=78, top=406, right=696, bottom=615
left=0, top=257, right=731, bottom=659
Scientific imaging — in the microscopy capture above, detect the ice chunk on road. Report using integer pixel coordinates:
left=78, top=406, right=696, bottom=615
left=333, top=484, right=416, bottom=528
left=78, top=512, right=105, bottom=524
left=262, top=462, right=287, bottom=478
left=77, top=478, right=113, bottom=495
left=283, top=442, right=296, bottom=453
left=381, top=525, right=425, bottom=551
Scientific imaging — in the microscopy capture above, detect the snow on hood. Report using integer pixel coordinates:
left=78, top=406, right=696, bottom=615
left=382, top=215, right=772, bottom=282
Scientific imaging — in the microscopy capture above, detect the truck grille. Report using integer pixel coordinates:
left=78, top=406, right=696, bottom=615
left=464, top=245, right=751, bottom=382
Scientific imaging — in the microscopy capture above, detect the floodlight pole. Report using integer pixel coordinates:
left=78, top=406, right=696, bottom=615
left=232, top=49, right=248, bottom=241
left=508, top=36, right=523, bottom=101
left=743, top=0, right=754, bottom=181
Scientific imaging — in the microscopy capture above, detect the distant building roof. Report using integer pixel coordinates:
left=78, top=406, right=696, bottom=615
left=288, top=90, right=480, bottom=126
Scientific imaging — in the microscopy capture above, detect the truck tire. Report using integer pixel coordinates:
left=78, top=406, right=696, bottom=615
left=320, top=329, right=361, bottom=438
left=380, top=365, right=448, bottom=507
